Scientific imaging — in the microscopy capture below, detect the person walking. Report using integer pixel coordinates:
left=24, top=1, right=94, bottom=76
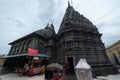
left=52, top=70, right=64, bottom=80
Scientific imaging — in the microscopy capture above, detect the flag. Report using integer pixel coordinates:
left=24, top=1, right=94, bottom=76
left=28, top=48, right=38, bottom=55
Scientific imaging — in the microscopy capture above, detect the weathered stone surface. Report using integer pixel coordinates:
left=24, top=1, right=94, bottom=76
left=57, top=4, right=118, bottom=77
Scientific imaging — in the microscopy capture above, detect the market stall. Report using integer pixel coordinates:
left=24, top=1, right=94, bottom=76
left=28, top=56, right=47, bottom=76
left=0, top=53, right=49, bottom=76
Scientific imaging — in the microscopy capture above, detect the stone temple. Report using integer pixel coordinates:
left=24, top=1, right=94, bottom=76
left=56, top=3, right=118, bottom=77
left=3, top=2, right=118, bottom=77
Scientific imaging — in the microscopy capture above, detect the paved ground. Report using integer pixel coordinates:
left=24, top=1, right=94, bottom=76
left=95, top=74, right=120, bottom=80
left=0, top=73, right=44, bottom=80
left=0, top=67, right=44, bottom=80
left=0, top=73, right=120, bottom=80
left=0, top=67, right=120, bottom=80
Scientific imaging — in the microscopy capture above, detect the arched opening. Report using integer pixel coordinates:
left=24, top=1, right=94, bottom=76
left=113, top=53, right=119, bottom=65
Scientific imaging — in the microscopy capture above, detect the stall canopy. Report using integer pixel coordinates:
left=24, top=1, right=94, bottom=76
left=0, top=53, right=50, bottom=59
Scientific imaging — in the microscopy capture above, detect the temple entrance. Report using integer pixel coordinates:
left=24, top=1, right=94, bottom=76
left=67, top=57, right=74, bottom=74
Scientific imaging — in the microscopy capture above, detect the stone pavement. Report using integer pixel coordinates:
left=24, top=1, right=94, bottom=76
left=0, top=67, right=120, bottom=80
left=95, top=74, right=120, bottom=80
left=0, top=73, right=44, bottom=80
left=0, top=73, right=120, bottom=80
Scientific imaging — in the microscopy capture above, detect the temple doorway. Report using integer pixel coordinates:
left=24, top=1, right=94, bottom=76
left=67, top=57, right=74, bottom=74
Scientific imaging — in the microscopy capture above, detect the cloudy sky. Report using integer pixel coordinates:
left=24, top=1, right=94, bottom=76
left=0, top=0, right=120, bottom=54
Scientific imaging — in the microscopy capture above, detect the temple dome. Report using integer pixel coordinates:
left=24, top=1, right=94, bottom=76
left=35, top=23, right=56, bottom=39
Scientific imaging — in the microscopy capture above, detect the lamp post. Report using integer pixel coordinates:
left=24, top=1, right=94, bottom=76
left=75, top=59, right=93, bottom=80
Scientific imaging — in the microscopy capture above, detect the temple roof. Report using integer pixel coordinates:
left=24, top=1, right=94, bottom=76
left=35, top=23, right=56, bottom=39
left=58, top=3, right=98, bottom=34
left=9, top=23, right=56, bottom=45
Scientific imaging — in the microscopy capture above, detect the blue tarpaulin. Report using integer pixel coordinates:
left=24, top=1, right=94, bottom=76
left=0, top=53, right=50, bottom=59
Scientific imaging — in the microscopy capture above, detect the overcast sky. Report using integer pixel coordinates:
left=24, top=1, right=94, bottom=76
left=0, top=0, right=120, bottom=54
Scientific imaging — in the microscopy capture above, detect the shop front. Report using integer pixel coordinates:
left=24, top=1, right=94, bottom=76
left=28, top=56, right=49, bottom=76
left=0, top=53, right=50, bottom=76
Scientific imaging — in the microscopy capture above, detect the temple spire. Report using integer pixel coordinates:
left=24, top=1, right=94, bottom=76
left=68, top=0, right=73, bottom=7
left=68, top=0, right=70, bottom=7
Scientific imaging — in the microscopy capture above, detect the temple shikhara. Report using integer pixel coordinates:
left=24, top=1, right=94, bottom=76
left=2, top=2, right=118, bottom=77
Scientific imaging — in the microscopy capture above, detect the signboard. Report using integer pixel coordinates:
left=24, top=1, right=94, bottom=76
left=28, top=48, right=38, bottom=55
left=34, top=57, right=39, bottom=60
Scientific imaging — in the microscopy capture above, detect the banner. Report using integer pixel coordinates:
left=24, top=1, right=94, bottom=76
left=28, top=48, right=38, bottom=55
